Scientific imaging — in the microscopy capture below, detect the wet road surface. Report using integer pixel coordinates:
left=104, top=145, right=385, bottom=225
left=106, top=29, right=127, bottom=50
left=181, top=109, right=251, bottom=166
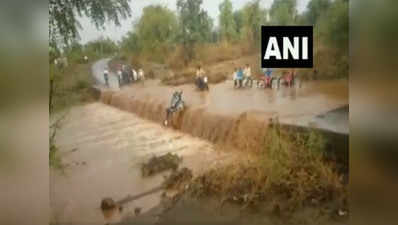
left=93, top=59, right=348, bottom=134
left=119, top=79, right=348, bottom=134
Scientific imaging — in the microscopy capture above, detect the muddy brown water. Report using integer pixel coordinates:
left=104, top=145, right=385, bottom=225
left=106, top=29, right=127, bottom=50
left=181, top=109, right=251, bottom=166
left=50, top=103, right=233, bottom=224
left=100, top=78, right=348, bottom=155
left=51, top=59, right=348, bottom=224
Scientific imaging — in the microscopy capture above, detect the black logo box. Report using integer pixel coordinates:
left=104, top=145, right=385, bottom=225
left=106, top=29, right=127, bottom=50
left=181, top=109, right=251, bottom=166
left=261, top=26, right=313, bottom=68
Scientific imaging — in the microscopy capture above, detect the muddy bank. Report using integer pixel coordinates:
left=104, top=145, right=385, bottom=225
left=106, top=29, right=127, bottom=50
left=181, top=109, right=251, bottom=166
left=118, top=190, right=347, bottom=225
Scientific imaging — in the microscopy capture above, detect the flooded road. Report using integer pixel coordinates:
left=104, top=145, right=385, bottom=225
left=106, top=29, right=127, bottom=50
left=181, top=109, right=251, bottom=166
left=51, top=103, right=229, bottom=224
left=119, top=79, right=348, bottom=134
left=92, top=58, right=348, bottom=134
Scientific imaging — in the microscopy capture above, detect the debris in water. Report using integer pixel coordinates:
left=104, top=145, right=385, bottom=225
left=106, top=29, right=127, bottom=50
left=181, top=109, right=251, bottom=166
left=338, top=209, right=347, bottom=216
left=101, top=198, right=117, bottom=210
left=163, top=167, right=193, bottom=189
left=141, top=153, right=182, bottom=177
left=134, top=207, right=142, bottom=215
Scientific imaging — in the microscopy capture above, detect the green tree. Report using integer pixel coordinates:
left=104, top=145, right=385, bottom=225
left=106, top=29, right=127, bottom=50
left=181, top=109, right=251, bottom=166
left=49, top=0, right=131, bottom=49
left=269, top=0, right=297, bottom=25
left=233, top=10, right=244, bottom=38
left=134, top=5, right=178, bottom=52
left=305, top=0, right=331, bottom=25
left=121, top=31, right=140, bottom=52
left=241, top=0, right=267, bottom=43
left=219, top=0, right=237, bottom=41
left=177, top=0, right=213, bottom=62
left=84, top=37, right=118, bottom=56
left=320, top=0, right=348, bottom=50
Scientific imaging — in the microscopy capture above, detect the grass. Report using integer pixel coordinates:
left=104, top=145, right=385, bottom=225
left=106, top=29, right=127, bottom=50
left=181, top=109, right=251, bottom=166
left=186, top=123, right=347, bottom=213
left=49, top=59, right=98, bottom=170
left=51, top=62, right=96, bottom=113
left=49, top=142, right=63, bottom=171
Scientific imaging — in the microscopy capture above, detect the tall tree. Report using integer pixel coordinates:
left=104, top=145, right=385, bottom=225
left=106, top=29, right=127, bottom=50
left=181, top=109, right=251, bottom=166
left=269, top=0, right=297, bottom=25
left=233, top=10, right=244, bottom=37
left=177, top=0, right=213, bottom=62
left=49, top=0, right=131, bottom=49
left=241, top=0, right=267, bottom=43
left=134, top=5, right=178, bottom=52
left=320, top=0, right=348, bottom=50
left=305, top=0, right=331, bottom=25
left=219, top=0, right=237, bottom=41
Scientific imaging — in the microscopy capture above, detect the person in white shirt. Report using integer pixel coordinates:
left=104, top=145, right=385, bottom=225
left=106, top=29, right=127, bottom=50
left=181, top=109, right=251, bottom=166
left=132, top=69, right=138, bottom=81
left=232, top=68, right=238, bottom=88
left=117, top=70, right=122, bottom=86
left=103, top=69, right=109, bottom=87
left=138, top=68, right=145, bottom=80
left=243, top=64, right=252, bottom=86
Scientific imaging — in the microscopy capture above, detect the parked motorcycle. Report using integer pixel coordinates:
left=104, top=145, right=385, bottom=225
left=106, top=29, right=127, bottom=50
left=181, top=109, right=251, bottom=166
left=255, top=76, right=278, bottom=89
left=278, top=73, right=301, bottom=88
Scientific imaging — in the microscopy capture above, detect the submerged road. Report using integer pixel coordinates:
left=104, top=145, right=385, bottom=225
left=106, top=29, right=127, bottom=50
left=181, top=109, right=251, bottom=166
left=50, top=59, right=348, bottom=224
left=92, top=59, right=349, bottom=134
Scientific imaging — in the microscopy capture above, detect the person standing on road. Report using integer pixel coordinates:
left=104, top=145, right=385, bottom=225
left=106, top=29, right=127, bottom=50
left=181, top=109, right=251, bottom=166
left=232, top=68, right=238, bottom=88
left=138, top=68, right=145, bottom=81
left=117, top=69, right=123, bottom=87
left=243, top=64, right=252, bottom=87
left=237, top=67, right=244, bottom=88
left=132, top=68, right=138, bottom=82
left=103, top=68, right=109, bottom=87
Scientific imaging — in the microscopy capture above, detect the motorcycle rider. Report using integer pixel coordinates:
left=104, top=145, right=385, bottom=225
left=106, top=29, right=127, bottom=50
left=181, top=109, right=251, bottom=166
left=195, top=65, right=205, bottom=89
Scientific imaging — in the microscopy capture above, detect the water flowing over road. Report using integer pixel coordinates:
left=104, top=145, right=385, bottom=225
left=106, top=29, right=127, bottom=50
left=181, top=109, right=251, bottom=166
left=91, top=56, right=348, bottom=134
left=51, top=59, right=349, bottom=224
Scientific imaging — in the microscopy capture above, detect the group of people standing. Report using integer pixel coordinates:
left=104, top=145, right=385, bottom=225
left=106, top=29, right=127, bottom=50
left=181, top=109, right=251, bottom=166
left=232, top=64, right=252, bottom=88
left=103, top=64, right=145, bottom=88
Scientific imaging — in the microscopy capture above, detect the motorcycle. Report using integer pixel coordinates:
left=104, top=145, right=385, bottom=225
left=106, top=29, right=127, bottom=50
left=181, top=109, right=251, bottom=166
left=164, top=91, right=185, bottom=126
left=196, top=76, right=209, bottom=91
left=256, top=76, right=278, bottom=89
left=278, top=73, right=301, bottom=88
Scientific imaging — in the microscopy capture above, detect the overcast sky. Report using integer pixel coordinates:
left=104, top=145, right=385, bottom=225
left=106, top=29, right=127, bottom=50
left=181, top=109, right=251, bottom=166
left=78, top=0, right=310, bottom=44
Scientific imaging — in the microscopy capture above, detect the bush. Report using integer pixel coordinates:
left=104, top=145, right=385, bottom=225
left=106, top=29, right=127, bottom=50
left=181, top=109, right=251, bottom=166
left=188, top=125, right=346, bottom=211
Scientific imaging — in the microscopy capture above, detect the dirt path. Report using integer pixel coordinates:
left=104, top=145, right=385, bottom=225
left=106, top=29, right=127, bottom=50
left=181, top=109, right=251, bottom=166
left=50, top=103, right=229, bottom=224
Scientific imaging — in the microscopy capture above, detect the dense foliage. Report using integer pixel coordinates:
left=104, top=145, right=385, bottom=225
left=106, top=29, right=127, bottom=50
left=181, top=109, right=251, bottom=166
left=49, top=0, right=131, bottom=49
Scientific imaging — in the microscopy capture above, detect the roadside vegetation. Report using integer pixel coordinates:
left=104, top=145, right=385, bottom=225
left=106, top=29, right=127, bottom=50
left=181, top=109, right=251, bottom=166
left=116, top=0, right=348, bottom=84
left=49, top=38, right=119, bottom=169
left=165, top=123, right=347, bottom=218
